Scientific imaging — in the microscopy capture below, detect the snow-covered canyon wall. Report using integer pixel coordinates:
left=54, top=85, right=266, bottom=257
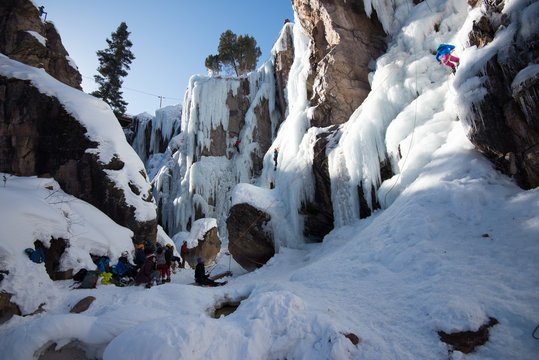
left=127, top=0, right=538, bottom=271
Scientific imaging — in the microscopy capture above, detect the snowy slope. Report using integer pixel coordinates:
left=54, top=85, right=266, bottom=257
left=0, top=0, right=538, bottom=359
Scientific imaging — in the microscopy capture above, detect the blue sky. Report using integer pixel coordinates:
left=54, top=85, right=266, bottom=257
left=41, top=1, right=295, bottom=115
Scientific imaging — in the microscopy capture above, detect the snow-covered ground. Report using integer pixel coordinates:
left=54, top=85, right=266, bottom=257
left=1, top=0, right=538, bottom=359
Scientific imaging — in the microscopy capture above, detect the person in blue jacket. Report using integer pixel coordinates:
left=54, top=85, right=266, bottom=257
left=435, top=44, right=460, bottom=74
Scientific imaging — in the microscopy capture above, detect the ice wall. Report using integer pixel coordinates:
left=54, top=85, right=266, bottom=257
left=153, top=58, right=280, bottom=239
left=129, top=105, right=182, bottom=167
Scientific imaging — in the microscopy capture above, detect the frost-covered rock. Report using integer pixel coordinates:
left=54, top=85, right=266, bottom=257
left=0, top=0, right=82, bottom=89
left=0, top=56, right=157, bottom=243
left=127, top=105, right=182, bottom=166
left=154, top=62, right=280, bottom=237
left=455, top=0, right=539, bottom=189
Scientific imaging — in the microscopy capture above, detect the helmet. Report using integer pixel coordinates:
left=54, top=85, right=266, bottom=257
left=197, top=257, right=202, bottom=263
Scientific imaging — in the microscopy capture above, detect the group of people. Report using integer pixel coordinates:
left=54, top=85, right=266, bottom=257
left=131, top=240, right=225, bottom=288
left=133, top=241, right=185, bottom=288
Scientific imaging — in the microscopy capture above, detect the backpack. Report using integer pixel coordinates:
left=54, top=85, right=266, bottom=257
left=76, top=270, right=99, bottom=289
left=73, top=269, right=88, bottom=282
left=25, top=248, right=45, bottom=263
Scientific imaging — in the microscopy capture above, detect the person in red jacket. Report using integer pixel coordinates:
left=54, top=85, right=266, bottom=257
left=134, top=254, right=159, bottom=288
left=180, top=241, right=189, bottom=268
left=234, top=139, right=241, bottom=153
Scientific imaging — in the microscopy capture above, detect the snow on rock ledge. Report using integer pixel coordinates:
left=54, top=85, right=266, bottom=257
left=0, top=55, right=157, bottom=243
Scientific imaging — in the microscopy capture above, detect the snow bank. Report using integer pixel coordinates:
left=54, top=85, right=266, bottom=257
left=0, top=174, right=133, bottom=314
left=0, top=55, right=156, bottom=222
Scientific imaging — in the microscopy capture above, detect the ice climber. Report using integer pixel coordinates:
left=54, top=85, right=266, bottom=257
left=273, top=147, right=279, bottom=171
left=435, top=44, right=460, bottom=74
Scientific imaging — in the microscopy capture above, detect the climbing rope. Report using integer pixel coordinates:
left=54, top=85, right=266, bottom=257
left=533, top=325, right=539, bottom=339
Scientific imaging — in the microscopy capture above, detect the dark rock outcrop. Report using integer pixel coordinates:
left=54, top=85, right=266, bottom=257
left=0, top=76, right=157, bottom=243
left=184, top=226, right=221, bottom=268
left=0, top=292, right=21, bottom=325
left=0, top=0, right=82, bottom=89
left=35, top=238, right=72, bottom=280
left=227, top=203, right=275, bottom=271
left=462, top=0, right=539, bottom=189
left=300, top=129, right=335, bottom=242
left=292, top=0, right=386, bottom=126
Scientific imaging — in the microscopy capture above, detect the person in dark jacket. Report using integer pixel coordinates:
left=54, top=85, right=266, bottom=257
left=135, top=254, right=159, bottom=288
left=134, top=244, right=145, bottom=269
left=273, top=147, right=279, bottom=171
left=195, top=257, right=226, bottom=286
left=165, top=244, right=182, bottom=275
left=113, top=251, right=137, bottom=278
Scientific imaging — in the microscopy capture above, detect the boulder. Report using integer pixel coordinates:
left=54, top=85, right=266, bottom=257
left=292, top=0, right=386, bottom=126
left=69, top=296, right=96, bottom=314
left=227, top=203, right=275, bottom=271
left=184, top=226, right=221, bottom=268
left=0, top=0, right=82, bottom=89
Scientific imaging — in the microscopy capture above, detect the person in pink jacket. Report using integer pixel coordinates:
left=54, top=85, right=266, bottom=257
left=435, top=44, right=460, bottom=74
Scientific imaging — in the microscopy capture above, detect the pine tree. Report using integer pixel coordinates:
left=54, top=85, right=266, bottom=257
left=205, top=30, right=261, bottom=76
left=92, top=22, right=135, bottom=116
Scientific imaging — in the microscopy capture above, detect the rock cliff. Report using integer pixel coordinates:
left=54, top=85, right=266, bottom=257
left=292, top=0, right=386, bottom=127
left=0, top=0, right=82, bottom=89
left=0, top=73, right=157, bottom=244
left=458, top=0, right=539, bottom=189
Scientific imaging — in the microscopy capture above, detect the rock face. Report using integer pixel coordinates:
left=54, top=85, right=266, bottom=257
left=462, top=0, right=539, bottom=189
left=227, top=203, right=275, bottom=271
left=0, top=0, right=82, bottom=89
left=273, top=23, right=295, bottom=123
left=301, top=129, right=335, bottom=242
left=292, top=0, right=386, bottom=126
left=0, top=76, right=157, bottom=243
left=184, top=226, right=221, bottom=268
